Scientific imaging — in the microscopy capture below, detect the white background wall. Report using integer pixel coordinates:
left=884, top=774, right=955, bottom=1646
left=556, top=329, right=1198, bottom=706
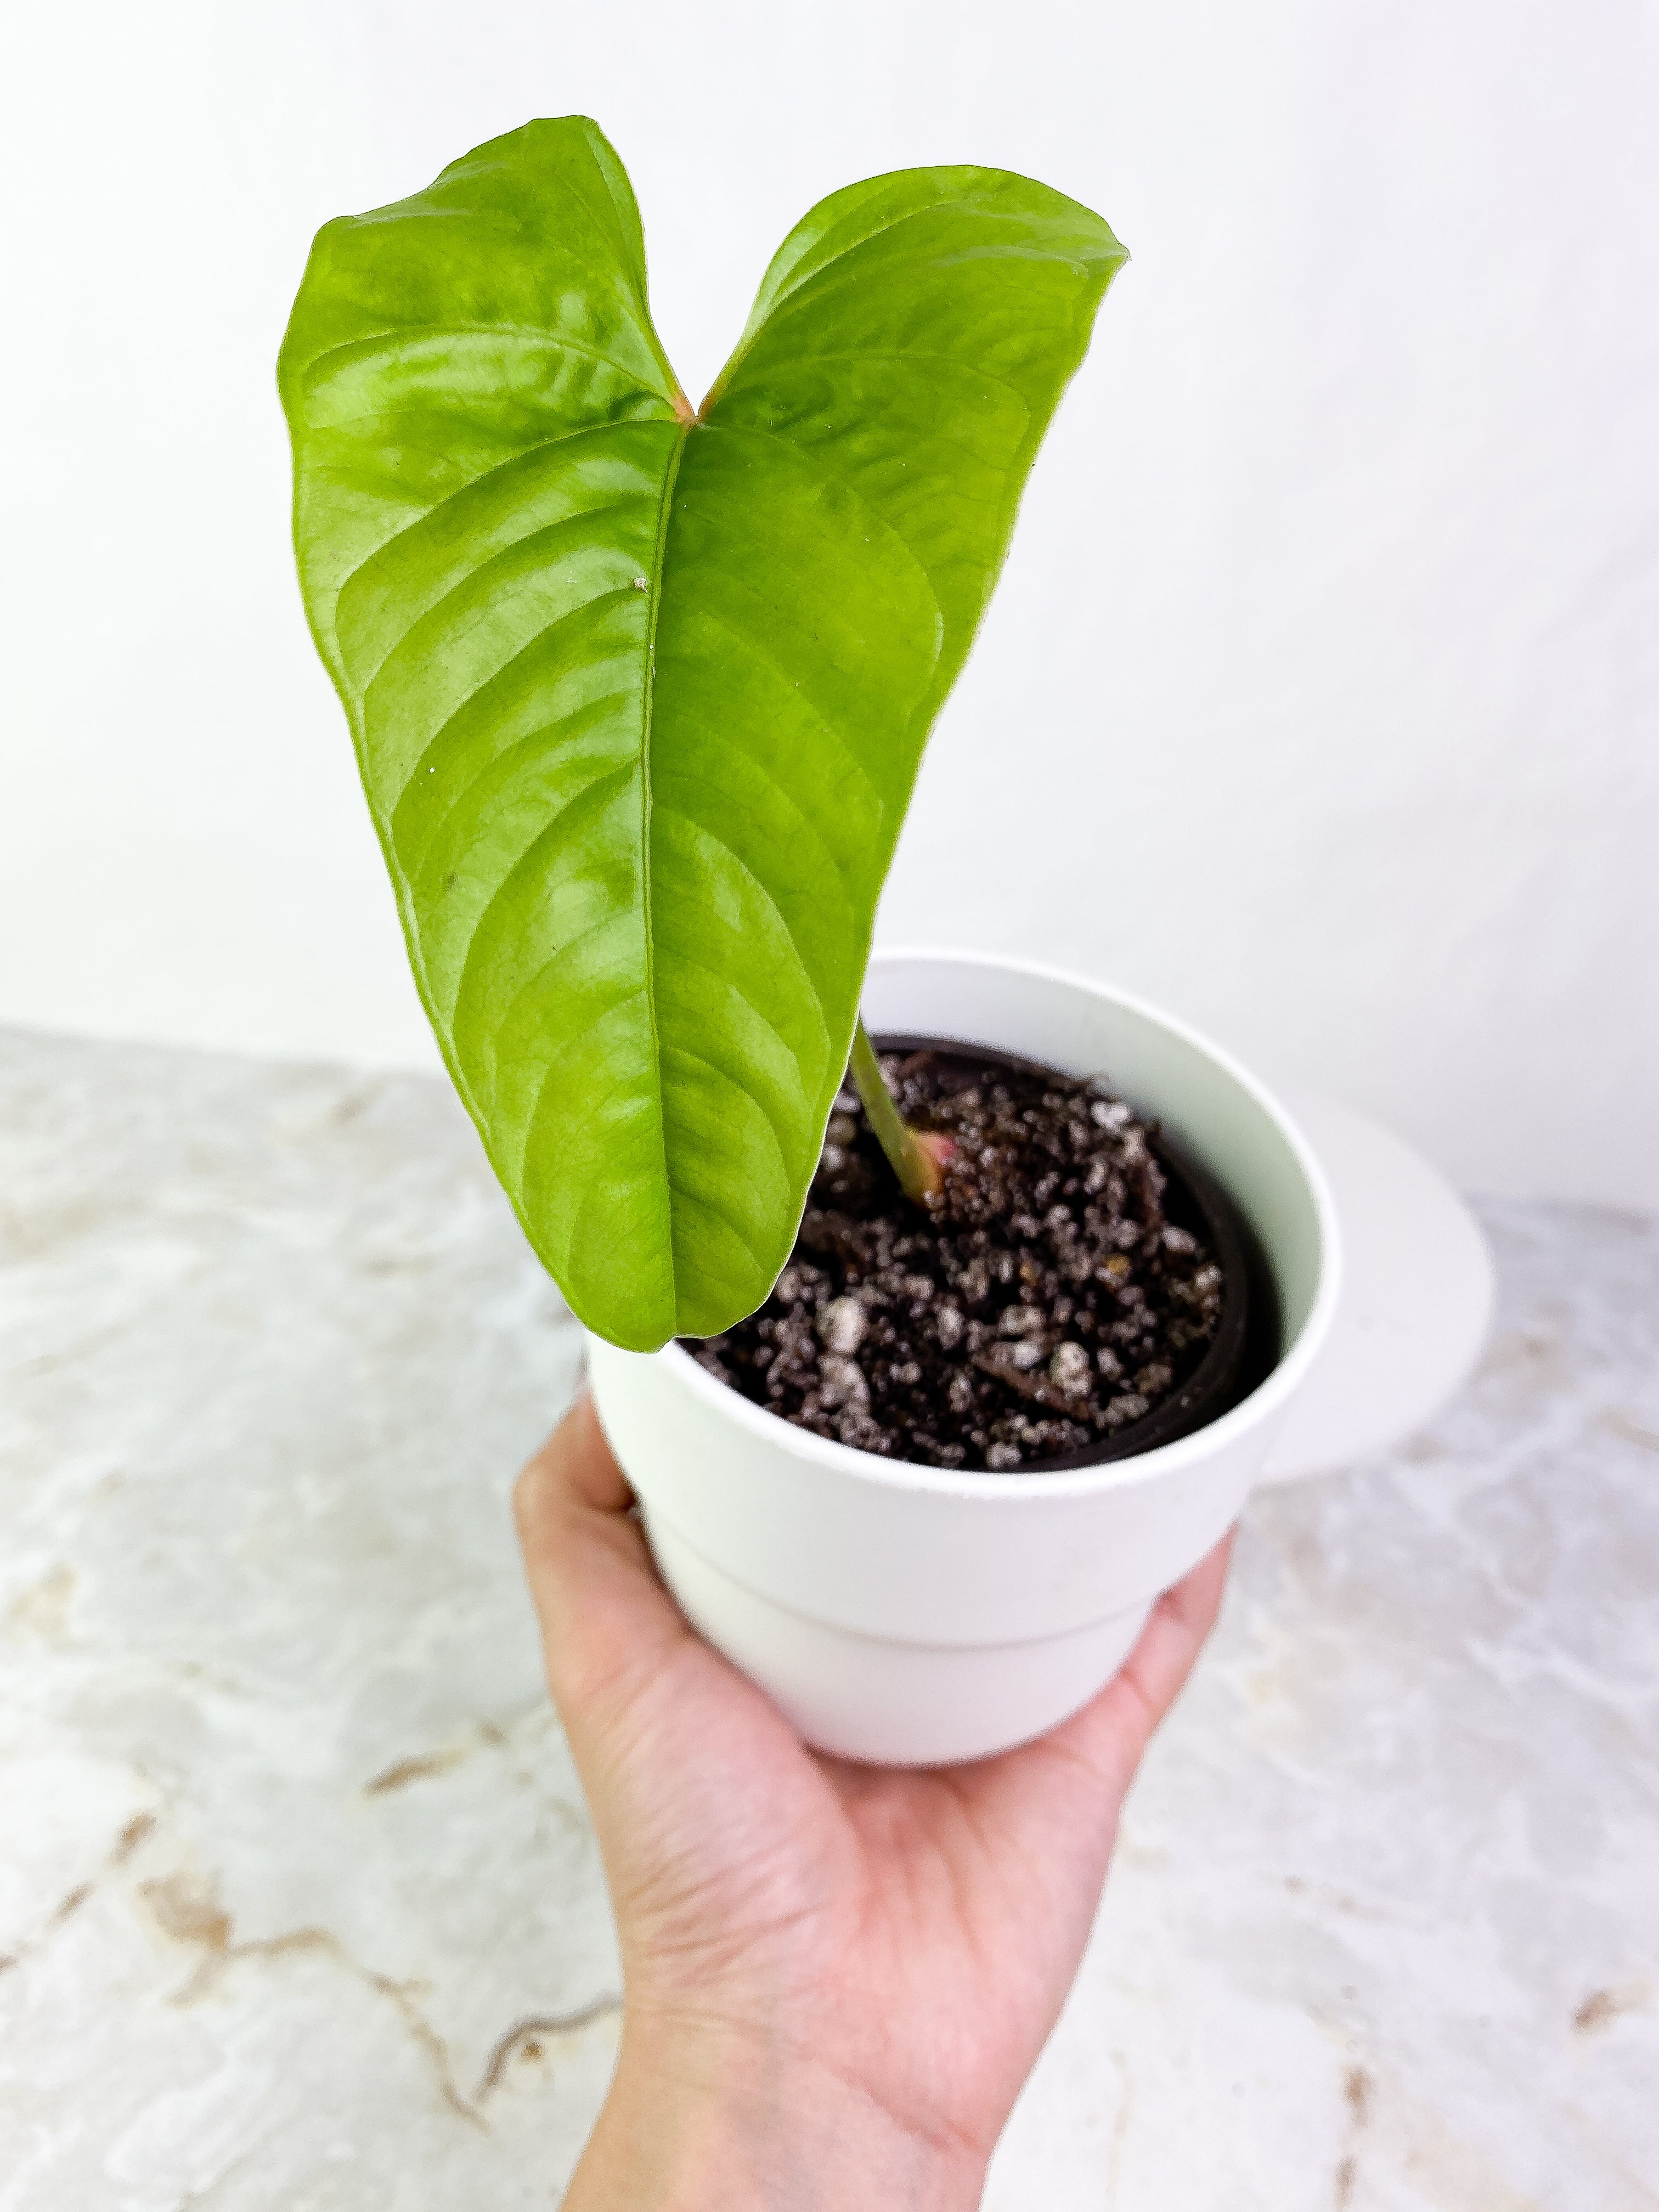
left=3, top=0, right=1655, bottom=1204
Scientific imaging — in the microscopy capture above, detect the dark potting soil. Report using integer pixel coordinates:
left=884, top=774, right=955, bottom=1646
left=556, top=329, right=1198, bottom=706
left=687, top=1045, right=1231, bottom=1473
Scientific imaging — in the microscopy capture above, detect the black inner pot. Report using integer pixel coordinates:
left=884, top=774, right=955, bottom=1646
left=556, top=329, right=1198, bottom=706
left=687, top=1032, right=1281, bottom=1474
left=868, top=1035, right=1277, bottom=1470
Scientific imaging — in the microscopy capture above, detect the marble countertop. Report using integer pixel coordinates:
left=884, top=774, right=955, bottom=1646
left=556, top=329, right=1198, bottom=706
left=0, top=1026, right=1654, bottom=2209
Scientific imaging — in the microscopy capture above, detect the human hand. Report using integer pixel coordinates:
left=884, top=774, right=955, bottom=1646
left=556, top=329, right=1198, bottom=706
left=515, top=1396, right=1231, bottom=2211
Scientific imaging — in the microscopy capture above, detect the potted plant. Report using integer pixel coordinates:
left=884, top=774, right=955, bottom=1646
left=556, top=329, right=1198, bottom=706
left=280, top=116, right=1343, bottom=1765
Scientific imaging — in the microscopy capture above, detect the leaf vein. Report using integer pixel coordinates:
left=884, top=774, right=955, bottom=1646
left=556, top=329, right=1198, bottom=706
left=354, top=496, right=651, bottom=701
left=696, top=422, right=945, bottom=643
left=301, top=324, right=680, bottom=396
left=380, top=586, right=644, bottom=815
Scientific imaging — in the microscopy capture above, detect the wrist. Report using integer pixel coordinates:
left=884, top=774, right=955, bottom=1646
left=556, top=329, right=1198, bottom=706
left=564, top=2010, right=986, bottom=2212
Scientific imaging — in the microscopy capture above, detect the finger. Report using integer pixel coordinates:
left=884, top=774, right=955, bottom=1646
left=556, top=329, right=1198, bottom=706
left=928, top=1528, right=1234, bottom=1862
left=513, top=1396, right=695, bottom=1720
left=515, top=1391, right=634, bottom=1530
left=1052, top=1528, right=1234, bottom=1792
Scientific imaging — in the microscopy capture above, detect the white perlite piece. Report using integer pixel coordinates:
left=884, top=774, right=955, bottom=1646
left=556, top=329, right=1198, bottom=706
left=1049, top=1342, right=1092, bottom=1394
left=817, top=1354, right=869, bottom=1409
left=816, top=1296, right=868, bottom=1355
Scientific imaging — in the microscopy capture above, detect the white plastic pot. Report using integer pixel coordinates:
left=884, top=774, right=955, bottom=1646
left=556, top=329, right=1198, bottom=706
left=597, top=951, right=1504, bottom=1760
left=589, top=949, right=1488, bottom=1767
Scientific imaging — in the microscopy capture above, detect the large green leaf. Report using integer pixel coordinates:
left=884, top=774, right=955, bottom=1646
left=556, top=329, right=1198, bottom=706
left=279, top=117, right=1125, bottom=1349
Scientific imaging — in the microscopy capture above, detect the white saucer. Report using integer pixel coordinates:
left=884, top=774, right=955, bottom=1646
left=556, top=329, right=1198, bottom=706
left=1257, top=1086, right=1494, bottom=1483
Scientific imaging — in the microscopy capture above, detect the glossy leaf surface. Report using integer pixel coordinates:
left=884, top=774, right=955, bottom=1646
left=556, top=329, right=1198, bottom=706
left=280, top=119, right=1125, bottom=1346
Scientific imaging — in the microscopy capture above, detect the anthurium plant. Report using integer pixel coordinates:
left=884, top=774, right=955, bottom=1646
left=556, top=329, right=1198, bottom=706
left=280, top=117, right=1124, bottom=1350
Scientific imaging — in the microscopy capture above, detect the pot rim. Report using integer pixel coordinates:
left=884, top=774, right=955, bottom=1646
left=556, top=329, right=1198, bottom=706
left=652, top=946, right=1342, bottom=1503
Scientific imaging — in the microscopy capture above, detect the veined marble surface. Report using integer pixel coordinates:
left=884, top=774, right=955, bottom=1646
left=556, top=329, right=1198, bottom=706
left=0, top=1026, right=1654, bottom=2210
